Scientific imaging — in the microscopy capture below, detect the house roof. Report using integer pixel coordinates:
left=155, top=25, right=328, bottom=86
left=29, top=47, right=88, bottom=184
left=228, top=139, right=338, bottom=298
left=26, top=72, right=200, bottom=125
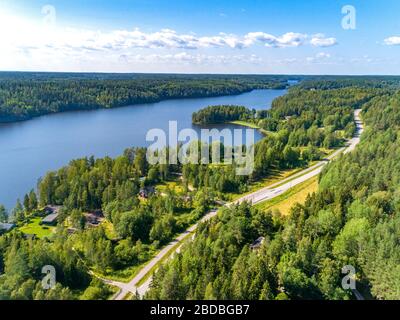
left=44, top=205, right=62, bottom=214
left=42, top=213, right=59, bottom=223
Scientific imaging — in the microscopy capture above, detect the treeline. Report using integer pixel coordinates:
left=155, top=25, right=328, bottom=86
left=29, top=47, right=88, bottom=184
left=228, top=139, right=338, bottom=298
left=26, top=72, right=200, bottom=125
left=264, top=87, right=380, bottom=146
left=146, top=87, right=400, bottom=300
left=0, top=73, right=289, bottom=122
left=297, top=77, right=400, bottom=90
left=192, top=105, right=253, bottom=124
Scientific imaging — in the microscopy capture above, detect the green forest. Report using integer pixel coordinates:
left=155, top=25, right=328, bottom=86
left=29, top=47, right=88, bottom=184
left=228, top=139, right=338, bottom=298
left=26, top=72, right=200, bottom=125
left=146, top=84, right=400, bottom=300
left=0, top=73, right=289, bottom=122
left=192, top=105, right=253, bottom=124
left=0, top=76, right=399, bottom=300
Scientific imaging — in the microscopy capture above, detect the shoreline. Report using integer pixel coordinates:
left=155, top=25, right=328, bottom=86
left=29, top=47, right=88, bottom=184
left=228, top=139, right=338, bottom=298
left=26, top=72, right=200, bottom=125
left=0, top=87, right=288, bottom=125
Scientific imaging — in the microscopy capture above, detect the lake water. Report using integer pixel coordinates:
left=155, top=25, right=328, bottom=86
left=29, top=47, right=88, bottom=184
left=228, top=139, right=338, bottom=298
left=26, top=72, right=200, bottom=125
left=0, top=89, right=286, bottom=209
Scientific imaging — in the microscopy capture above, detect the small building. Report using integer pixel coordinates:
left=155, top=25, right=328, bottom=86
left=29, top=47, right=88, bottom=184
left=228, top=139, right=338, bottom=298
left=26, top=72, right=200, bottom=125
left=44, top=205, right=62, bottom=215
left=250, top=237, right=265, bottom=250
left=84, top=211, right=104, bottom=226
left=42, top=213, right=59, bottom=225
left=0, top=223, right=16, bottom=234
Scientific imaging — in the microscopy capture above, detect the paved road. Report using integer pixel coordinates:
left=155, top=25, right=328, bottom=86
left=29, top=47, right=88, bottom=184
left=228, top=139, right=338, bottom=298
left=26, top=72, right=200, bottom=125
left=352, top=288, right=365, bottom=301
left=106, top=109, right=364, bottom=300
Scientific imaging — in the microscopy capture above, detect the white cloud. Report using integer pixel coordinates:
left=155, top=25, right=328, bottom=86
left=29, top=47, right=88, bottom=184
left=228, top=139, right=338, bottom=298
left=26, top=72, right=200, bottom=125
left=245, top=32, right=307, bottom=48
left=310, top=34, right=338, bottom=47
left=316, top=52, right=331, bottom=59
left=0, top=11, right=337, bottom=54
left=384, top=36, right=400, bottom=46
left=122, top=52, right=263, bottom=65
left=306, top=52, right=332, bottom=63
left=0, top=11, right=343, bottom=72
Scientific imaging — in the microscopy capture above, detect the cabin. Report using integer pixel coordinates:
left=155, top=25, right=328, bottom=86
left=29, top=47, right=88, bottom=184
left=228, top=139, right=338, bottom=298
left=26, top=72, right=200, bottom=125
left=41, top=205, right=62, bottom=225
left=44, top=205, right=62, bottom=215
left=250, top=237, right=265, bottom=251
left=41, top=213, right=59, bottom=225
left=0, top=223, right=16, bottom=234
left=84, top=211, right=104, bottom=226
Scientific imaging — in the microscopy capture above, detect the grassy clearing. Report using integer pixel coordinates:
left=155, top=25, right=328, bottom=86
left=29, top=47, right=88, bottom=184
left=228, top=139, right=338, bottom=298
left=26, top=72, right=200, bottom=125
left=156, top=179, right=184, bottom=194
left=18, top=217, right=55, bottom=238
left=230, top=120, right=271, bottom=135
left=94, top=248, right=159, bottom=283
left=255, top=176, right=318, bottom=215
left=93, top=264, right=142, bottom=283
left=230, top=120, right=260, bottom=129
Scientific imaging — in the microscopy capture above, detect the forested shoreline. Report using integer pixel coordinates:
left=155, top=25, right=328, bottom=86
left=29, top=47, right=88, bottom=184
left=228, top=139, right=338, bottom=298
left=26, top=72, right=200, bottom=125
left=1, top=73, right=399, bottom=123
left=0, top=73, right=289, bottom=122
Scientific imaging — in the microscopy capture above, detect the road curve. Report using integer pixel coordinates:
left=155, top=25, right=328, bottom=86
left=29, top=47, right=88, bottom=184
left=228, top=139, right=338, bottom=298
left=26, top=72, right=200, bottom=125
left=106, top=109, right=364, bottom=300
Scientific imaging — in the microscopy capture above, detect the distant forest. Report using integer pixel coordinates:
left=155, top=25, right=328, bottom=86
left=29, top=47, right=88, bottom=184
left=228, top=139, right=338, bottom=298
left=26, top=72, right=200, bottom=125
left=0, top=73, right=292, bottom=122
left=2, top=73, right=400, bottom=123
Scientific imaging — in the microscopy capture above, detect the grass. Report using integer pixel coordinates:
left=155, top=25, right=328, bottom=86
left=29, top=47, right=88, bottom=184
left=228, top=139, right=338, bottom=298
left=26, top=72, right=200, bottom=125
left=230, top=120, right=271, bottom=135
left=93, top=248, right=158, bottom=283
left=230, top=120, right=260, bottom=129
left=270, top=162, right=321, bottom=189
left=102, top=219, right=118, bottom=240
left=156, top=179, right=184, bottom=194
left=255, top=176, right=318, bottom=215
left=92, top=264, right=142, bottom=283
left=226, top=166, right=305, bottom=201
left=123, top=292, right=134, bottom=300
left=18, top=217, right=55, bottom=238
left=107, top=284, right=121, bottom=300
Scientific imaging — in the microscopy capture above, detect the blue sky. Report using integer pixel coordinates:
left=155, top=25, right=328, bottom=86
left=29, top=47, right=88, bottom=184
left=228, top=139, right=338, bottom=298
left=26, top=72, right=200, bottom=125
left=0, top=0, right=400, bottom=74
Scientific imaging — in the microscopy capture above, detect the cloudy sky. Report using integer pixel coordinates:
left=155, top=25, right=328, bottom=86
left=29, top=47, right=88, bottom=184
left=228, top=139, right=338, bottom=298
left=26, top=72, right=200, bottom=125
left=0, top=0, right=400, bottom=74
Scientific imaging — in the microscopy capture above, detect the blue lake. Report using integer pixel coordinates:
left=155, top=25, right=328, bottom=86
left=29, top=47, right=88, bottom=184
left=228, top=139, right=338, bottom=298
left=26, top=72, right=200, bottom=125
left=0, top=89, right=286, bottom=209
